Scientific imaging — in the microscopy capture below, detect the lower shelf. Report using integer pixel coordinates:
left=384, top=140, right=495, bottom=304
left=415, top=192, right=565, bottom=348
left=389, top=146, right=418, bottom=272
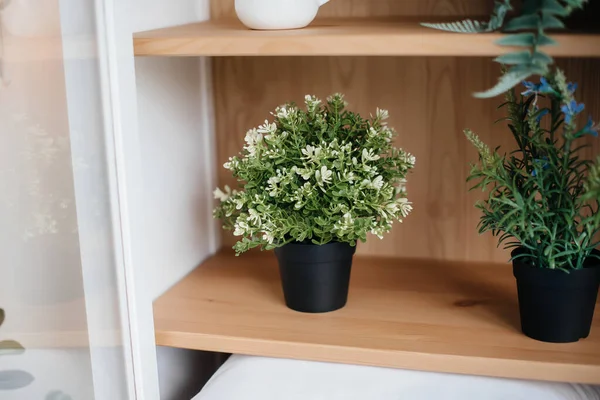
left=153, top=251, right=600, bottom=384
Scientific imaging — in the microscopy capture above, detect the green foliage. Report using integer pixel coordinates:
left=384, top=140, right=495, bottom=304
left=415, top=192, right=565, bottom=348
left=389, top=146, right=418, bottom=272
left=465, top=70, right=600, bottom=271
left=214, top=94, right=416, bottom=254
left=0, top=308, right=34, bottom=391
left=422, top=0, right=588, bottom=98
left=421, top=0, right=512, bottom=33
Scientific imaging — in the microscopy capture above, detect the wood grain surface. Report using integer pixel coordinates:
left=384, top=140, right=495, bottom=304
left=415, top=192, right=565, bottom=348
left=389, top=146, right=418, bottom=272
left=213, top=57, right=600, bottom=262
left=154, top=251, right=600, bottom=384
left=210, top=0, right=496, bottom=19
left=209, top=1, right=599, bottom=262
left=133, top=19, right=600, bottom=57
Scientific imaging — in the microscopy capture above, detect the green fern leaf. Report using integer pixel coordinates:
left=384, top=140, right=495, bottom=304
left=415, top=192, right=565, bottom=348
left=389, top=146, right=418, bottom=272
left=561, top=0, right=587, bottom=8
left=541, top=0, right=570, bottom=15
left=496, top=33, right=536, bottom=46
left=532, top=51, right=554, bottom=65
left=420, top=20, right=485, bottom=33
left=421, top=0, right=511, bottom=33
left=538, top=34, right=558, bottom=46
left=474, top=67, right=535, bottom=99
left=494, top=51, right=533, bottom=65
left=489, top=0, right=514, bottom=30
left=504, top=14, right=541, bottom=31
left=541, top=13, right=566, bottom=28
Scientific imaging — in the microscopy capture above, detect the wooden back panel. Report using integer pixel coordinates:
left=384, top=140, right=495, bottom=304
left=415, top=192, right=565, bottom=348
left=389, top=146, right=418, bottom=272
left=210, top=1, right=600, bottom=263
left=213, top=57, right=599, bottom=262
left=210, top=0, right=495, bottom=19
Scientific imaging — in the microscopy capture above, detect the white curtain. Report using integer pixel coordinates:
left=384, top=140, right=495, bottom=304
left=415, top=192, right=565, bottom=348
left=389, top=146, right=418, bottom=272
left=0, top=1, right=132, bottom=398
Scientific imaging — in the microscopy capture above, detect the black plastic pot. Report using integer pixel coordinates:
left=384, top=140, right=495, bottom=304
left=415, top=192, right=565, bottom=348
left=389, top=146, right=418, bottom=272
left=512, top=249, right=600, bottom=343
left=274, top=242, right=356, bottom=313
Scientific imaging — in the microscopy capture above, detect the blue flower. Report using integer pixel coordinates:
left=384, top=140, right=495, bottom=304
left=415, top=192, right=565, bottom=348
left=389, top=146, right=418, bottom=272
left=522, top=81, right=539, bottom=96
left=561, top=100, right=585, bottom=124
left=531, top=157, right=550, bottom=177
left=538, top=77, right=554, bottom=94
left=582, top=116, right=599, bottom=137
left=567, top=82, right=578, bottom=94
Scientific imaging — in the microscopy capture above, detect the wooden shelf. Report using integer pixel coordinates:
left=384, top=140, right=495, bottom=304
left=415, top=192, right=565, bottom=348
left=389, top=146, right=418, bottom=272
left=154, top=251, right=600, bottom=384
left=133, top=18, right=600, bottom=57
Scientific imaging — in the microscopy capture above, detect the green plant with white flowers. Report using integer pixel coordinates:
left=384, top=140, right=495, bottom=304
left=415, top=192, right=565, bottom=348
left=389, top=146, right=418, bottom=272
left=422, top=0, right=588, bottom=98
left=214, top=94, right=415, bottom=254
left=465, top=70, right=600, bottom=271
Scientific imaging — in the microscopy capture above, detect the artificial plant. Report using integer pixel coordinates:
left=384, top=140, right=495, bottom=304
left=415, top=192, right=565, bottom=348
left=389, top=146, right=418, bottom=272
left=422, top=0, right=588, bottom=98
left=0, top=308, right=34, bottom=391
left=0, top=308, right=73, bottom=399
left=465, top=69, right=600, bottom=271
left=214, top=94, right=415, bottom=254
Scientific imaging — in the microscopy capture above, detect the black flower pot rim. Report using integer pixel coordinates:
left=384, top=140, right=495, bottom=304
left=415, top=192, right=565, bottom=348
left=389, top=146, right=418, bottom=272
left=512, top=247, right=600, bottom=284
left=275, top=241, right=356, bottom=264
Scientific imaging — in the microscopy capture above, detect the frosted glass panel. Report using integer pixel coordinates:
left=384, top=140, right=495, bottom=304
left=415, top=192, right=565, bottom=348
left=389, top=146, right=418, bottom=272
left=0, top=0, right=132, bottom=398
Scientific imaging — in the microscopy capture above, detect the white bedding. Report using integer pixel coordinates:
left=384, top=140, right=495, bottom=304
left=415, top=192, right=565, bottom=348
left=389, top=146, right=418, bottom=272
left=194, top=355, right=600, bottom=400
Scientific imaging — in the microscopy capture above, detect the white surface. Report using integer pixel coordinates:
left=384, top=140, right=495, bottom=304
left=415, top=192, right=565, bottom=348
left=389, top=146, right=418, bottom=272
left=195, top=355, right=600, bottom=400
left=0, top=349, right=94, bottom=400
left=110, top=0, right=217, bottom=398
left=60, top=0, right=135, bottom=398
left=235, top=0, right=330, bottom=30
left=135, top=56, right=217, bottom=301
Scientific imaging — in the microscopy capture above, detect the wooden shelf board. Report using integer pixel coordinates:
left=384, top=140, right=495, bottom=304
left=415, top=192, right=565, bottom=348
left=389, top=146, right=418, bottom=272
left=154, top=251, right=600, bottom=384
left=133, top=18, right=600, bottom=57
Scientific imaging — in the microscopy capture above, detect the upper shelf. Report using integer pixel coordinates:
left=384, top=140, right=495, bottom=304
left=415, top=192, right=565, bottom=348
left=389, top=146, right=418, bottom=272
left=133, top=18, right=600, bottom=57
left=154, top=251, right=600, bottom=384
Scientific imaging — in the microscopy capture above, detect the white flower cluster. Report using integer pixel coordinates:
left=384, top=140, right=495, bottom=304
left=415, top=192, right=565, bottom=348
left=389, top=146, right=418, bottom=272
left=213, top=94, right=416, bottom=254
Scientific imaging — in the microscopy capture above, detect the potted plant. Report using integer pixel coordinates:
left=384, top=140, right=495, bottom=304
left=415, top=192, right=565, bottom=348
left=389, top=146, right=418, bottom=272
left=214, top=94, right=415, bottom=313
left=464, top=70, right=600, bottom=343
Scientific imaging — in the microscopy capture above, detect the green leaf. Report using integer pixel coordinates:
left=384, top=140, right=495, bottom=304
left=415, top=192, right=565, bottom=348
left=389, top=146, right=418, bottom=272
left=509, top=63, right=548, bottom=75
left=541, top=0, right=569, bottom=15
left=474, top=68, right=533, bottom=98
left=0, top=340, right=25, bottom=356
left=537, top=33, right=558, bottom=46
left=0, top=370, right=34, bottom=390
left=421, top=0, right=512, bottom=33
left=541, top=14, right=565, bottom=28
left=495, top=33, right=536, bottom=46
left=561, top=0, right=587, bottom=8
left=494, top=51, right=533, bottom=65
left=504, top=14, right=541, bottom=31
left=420, top=20, right=485, bottom=33
left=532, top=51, right=554, bottom=65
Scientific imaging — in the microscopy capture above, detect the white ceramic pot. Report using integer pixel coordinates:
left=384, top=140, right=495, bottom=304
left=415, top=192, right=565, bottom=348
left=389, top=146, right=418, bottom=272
left=235, top=0, right=330, bottom=30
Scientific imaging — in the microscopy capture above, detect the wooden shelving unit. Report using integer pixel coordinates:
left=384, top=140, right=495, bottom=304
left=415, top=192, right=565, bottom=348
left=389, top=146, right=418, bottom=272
left=133, top=18, right=600, bottom=57
left=154, top=251, right=600, bottom=384
left=145, top=0, right=600, bottom=384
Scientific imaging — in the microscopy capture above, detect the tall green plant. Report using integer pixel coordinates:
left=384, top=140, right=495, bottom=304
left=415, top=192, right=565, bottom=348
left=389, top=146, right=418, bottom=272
left=422, top=0, right=588, bottom=98
left=465, top=70, right=600, bottom=271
